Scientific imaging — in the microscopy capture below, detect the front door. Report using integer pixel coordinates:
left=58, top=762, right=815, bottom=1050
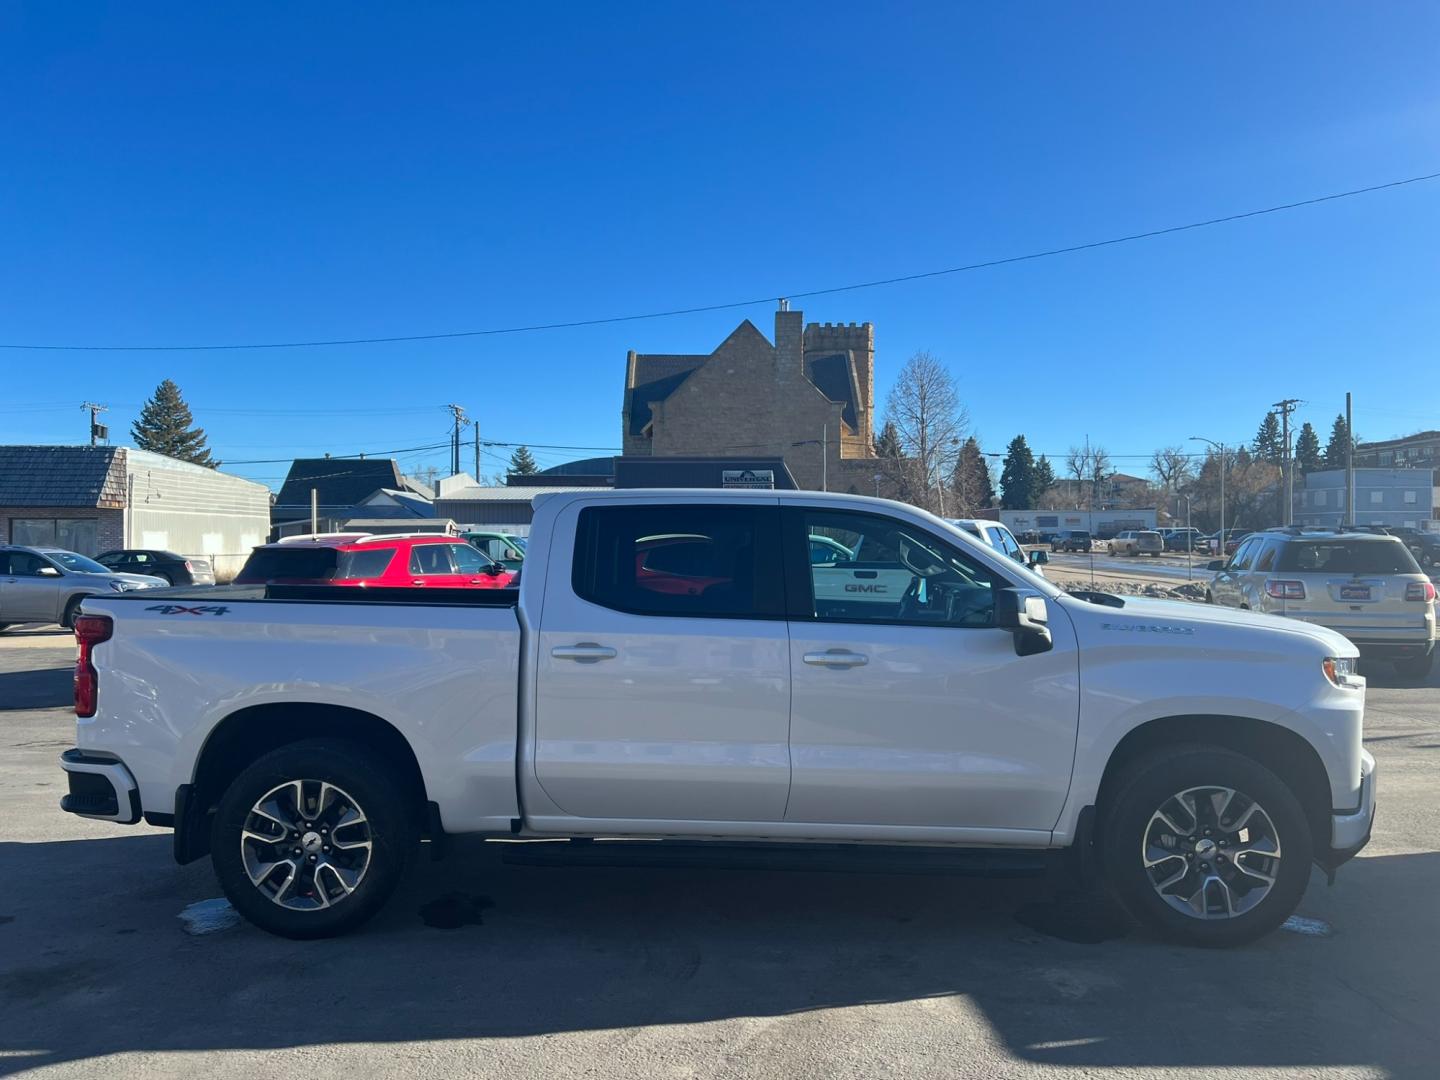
left=784, top=506, right=1080, bottom=834
left=531, top=501, right=791, bottom=825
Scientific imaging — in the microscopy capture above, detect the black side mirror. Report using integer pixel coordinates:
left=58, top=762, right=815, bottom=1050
left=1207, top=559, right=1225, bottom=571
left=995, top=588, right=1053, bottom=656
left=1027, top=549, right=1049, bottom=567
left=484, top=563, right=505, bottom=576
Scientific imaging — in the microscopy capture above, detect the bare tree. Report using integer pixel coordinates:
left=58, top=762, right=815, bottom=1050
left=883, top=351, right=969, bottom=514
left=1150, top=445, right=1193, bottom=493
left=1089, top=446, right=1113, bottom=510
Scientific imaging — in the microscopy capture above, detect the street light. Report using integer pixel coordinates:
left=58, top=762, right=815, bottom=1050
left=1190, top=436, right=1225, bottom=557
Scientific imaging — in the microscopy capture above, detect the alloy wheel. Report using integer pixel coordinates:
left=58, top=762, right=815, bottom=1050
left=1141, top=785, right=1281, bottom=920
left=241, top=779, right=373, bottom=911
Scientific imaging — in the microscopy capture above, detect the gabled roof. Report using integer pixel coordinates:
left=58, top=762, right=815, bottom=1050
left=627, top=355, right=707, bottom=436
left=275, top=458, right=404, bottom=509
left=0, top=445, right=127, bottom=508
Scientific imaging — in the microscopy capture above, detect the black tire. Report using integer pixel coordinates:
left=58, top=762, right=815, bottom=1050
left=1100, top=745, right=1312, bottom=947
left=1205, top=590, right=1215, bottom=604
left=211, top=738, right=420, bottom=939
left=1395, top=650, right=1434, bottom=682
left=61, top=596, right=84, bottom=629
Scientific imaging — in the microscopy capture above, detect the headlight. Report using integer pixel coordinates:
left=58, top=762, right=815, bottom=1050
left=109, top=580, right=129, bottom=592
left=1323, top=656, right=1362, bottom=689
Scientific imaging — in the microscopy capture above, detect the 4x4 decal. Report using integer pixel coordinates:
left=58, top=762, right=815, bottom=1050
left=145, top=604, right=231, bottom=616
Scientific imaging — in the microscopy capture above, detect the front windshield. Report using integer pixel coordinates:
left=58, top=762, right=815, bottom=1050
left=46, top=551, right=110, bottom=574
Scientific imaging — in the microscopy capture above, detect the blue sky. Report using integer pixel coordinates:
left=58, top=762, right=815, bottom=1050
left=2, top=3, right=1437, bottom=489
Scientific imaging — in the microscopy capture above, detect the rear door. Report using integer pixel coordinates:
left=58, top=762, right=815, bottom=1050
left=783, top=505, right=1080, bottom=835
left=406, top=542, right=464, bottom=588
left=0, top=551, right=62, bottom=623
left=531, top=501, right=792, bottom=825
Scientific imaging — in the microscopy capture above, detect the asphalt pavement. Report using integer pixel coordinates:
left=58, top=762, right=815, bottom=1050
left=2, top=627, right=1438, bottom=1079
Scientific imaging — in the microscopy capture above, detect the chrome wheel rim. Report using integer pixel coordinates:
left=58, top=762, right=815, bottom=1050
left=241, top=779, right=372, bottom=911
left=1142, top=785, right=1281, bottom=920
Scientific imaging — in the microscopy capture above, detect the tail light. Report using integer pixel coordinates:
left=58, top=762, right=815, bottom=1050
left=73, top=614, right=113, bottom=718
left=1266, top=579, right=1306, bottom=600
left=183, top=560, right=194, bottom=571
left=1406, top=581, right=1437, bottom=602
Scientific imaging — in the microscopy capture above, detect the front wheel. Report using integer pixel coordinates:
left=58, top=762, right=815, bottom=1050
left=61, top=596, right=84, bottom=629
left=1100, top=746, right=1312, bottom=947
left=211, top=739, right=420, bottom=939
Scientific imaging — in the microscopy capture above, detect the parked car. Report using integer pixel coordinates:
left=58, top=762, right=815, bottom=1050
left=1050, top=530, right=1091, bottom=553
left=1206, top=527, right=1436, bottom=679
left=64, top=489, right=1374, bottom=947
left=461, top=531, right=527, bottom=573
left=947, top=519, right=1048, bottom=573
left=0, top=545, right=168, bottom=630
left=1382, top=527, right=1440, bottom=570
left=235, top=534, right=515, bottom=589
left=1204, top=529, right=1252, bottom=556
left=96, top=549, right=215, bottom=586
left=1163, top=528, right=1206, bottom=553
left=1108, top=530, right=1164, bottom=557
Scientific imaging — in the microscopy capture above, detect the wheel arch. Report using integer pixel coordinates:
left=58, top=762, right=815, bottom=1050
left=1094, top=714, right=1332, bottom=850
left=177, top=702, right=431, bottom=864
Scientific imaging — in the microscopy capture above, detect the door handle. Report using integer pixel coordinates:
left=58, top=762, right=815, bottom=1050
left=551, top=643, right=618, bottom=662
left=803, top=650, right=869, bottom=669
left=411, top=579, right=426, bottom=586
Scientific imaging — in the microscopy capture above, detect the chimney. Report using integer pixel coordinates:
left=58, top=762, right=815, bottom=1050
left=775, top=303, right=803, bottom=381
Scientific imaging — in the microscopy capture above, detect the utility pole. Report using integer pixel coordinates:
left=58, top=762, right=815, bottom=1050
left=1272, top=397, right=1301, bottom=526
left=821, top=423, right=828, bottom=493
left=81, top=402, right=109, bottom=446
left=473, top=419, right=481, bottom=481
left=1345, top=392, right=1355, bottom=527
left=445, top=404, right=467, bottom=477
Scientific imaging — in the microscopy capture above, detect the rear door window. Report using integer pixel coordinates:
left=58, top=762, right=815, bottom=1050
left=409, top=544, right=457, bottom=576
left=572, top=504, right=783, bottom=619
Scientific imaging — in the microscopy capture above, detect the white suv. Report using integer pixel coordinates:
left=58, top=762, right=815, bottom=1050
left=1207, top=528, right=1436, bottom=679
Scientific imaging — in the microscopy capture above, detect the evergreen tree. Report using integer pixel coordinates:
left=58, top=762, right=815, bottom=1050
left=1323, top=414, right=1353, bottom=468
left=951, top=436, right=994, bottom=514
left=1253, top=412, right=1282, bottom=461
left=1033, top=454, right=1056, bottom=500
left=873, top=420, right=903, bottom=460
left=130, top=379, right=213, bottom=466
left=999, top=434, right=1037, bottom=509
left=1295, top=421, right=1322, bottom=475
left=508, top=445, right=538, bottom=475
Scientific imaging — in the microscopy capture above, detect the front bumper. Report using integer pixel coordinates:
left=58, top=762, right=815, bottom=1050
left=59, top=748, right=142, bottom=824
left=1323, top=749, right=1376, bottom=870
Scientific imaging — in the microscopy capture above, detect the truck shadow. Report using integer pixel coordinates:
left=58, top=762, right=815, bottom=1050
left=0, top=836, right=1436, bottom=1076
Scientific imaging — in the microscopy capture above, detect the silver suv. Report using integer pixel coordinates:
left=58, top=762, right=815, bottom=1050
left=1207, top=528, right=1436, bottom=679
left=0, top=546, right=168, bottom=631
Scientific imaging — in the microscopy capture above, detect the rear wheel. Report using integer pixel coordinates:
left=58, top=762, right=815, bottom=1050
left=61, top=597, right=84, bottom=629
left=211, top=739, right=420, bottom=939
left=1100, top=746, right=1312, bottom=947
left=1395, top=650, right=1434, bottom=682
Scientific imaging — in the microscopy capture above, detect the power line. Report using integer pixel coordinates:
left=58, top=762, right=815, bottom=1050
left=3, top=171, right=1436, bottom=353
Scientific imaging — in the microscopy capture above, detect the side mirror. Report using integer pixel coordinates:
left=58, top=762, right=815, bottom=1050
left=38, top=565, right=62, bottom=577
left=995, top=588, right=1053, bottom=656
left=484, top=564, right=505, bottom=576
left=1027, top=549, right=1049, bottom=566
left=1207, top=559, right=1225, bottom=572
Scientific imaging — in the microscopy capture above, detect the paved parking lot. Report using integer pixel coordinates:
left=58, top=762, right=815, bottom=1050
left=2, top=628, right=1438, bottom=1079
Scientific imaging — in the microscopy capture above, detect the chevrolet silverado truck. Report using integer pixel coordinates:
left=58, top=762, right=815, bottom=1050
left=59, top=490, right=1375, bottom=945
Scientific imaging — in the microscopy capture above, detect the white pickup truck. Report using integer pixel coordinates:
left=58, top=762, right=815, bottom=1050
left=60, top=490, right=1375, bottom=946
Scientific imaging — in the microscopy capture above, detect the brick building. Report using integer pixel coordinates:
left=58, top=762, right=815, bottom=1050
left=622, top=305, right=886, bottom=493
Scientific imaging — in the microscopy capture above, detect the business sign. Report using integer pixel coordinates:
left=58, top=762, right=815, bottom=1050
left=722, top=469, right=774, bottom=489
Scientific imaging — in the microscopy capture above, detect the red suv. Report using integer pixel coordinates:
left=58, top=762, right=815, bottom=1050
left=236, top=534, right=516, bottom=589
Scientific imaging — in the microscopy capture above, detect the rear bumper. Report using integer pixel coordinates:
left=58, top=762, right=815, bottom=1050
left=59, top=748, right=142, bottom=824
left=1323, top=749, right=1376, bottom=870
